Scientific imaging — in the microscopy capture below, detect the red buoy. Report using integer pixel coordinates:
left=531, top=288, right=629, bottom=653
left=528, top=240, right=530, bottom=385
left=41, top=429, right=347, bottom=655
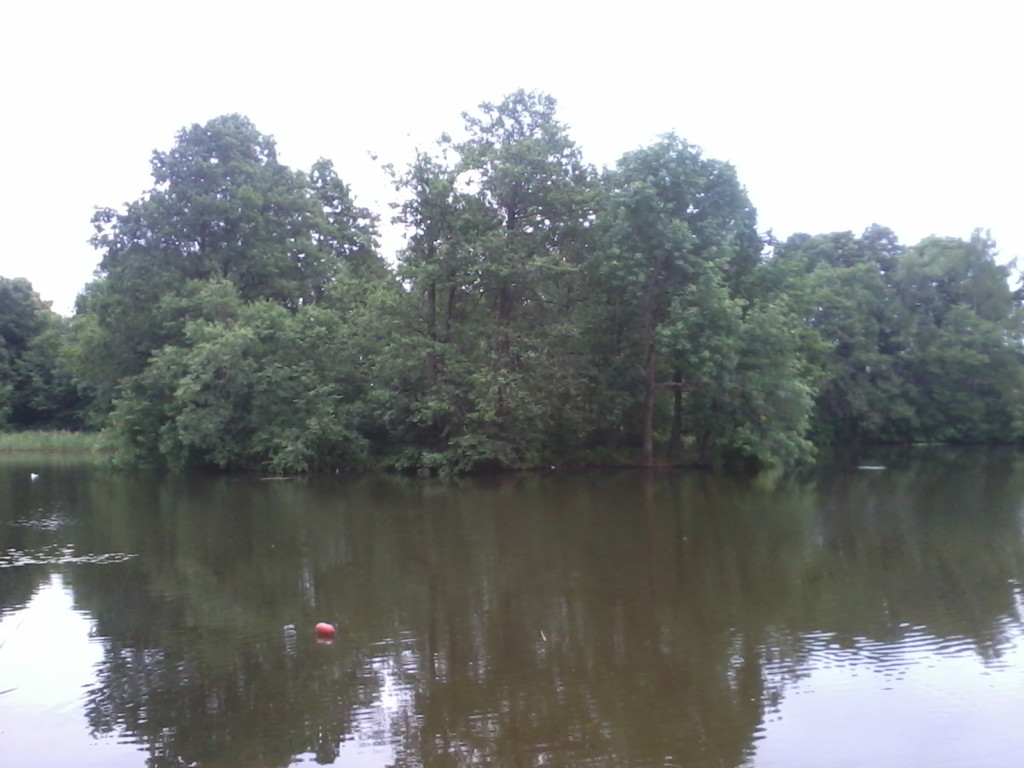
left=315, top=622, right=336, bottom=640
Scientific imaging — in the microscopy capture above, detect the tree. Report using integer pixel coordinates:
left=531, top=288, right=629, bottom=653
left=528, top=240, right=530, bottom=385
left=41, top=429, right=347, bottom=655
left=82, top=114, right=381, bottom=394
left=105, top=280, right=381, bottom=473
left=390, top=91, right=597, bottom=472
left=765, top=226, right=913, bottom=443
left=0, top=277, right=89, bottom=429
left=661, top=279, right=819, bottom=467
left=51, top=97, right=1024, bottom=472
left=72, top=114, right=394, bottom=467
left=394, top=148, right=493, bottom=386
left=893, top=232, right=1024, bottom=442
left=765, top=228, right=1024, bottom=445
left=308, top=158, right=383, bottom=281
left=454, top=90, right=595, bottom=392
left=456, top=90, right=593, bottom=341
left=595, top=134, right=764, bottom=464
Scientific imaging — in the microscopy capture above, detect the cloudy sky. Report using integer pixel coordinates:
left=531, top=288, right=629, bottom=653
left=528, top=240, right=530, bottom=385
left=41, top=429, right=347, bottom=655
left=2, top=0, right=1019, bottom=314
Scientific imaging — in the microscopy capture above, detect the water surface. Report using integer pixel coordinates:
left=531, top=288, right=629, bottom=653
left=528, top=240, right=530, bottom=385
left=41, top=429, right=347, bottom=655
left=2, top=448, right=1023, bottom=767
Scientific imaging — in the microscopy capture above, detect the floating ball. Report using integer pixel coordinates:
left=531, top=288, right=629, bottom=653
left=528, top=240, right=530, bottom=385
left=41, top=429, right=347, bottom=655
left=315, top=622, right=336, bottom=639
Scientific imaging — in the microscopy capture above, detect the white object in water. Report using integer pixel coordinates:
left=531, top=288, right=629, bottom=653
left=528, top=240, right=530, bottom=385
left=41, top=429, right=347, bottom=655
left=29, top=472, right=39, bottom=481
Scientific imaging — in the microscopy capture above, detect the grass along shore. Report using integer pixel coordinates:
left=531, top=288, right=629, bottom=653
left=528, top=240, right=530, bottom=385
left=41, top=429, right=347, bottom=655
left=0, top=431, right=105, bottom=452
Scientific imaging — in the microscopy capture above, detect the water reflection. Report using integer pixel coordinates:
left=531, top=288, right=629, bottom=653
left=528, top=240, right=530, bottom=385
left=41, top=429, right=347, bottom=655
left=0, top=574, right=143, bottom=767
left=0, top=448, right=1022, bottom=767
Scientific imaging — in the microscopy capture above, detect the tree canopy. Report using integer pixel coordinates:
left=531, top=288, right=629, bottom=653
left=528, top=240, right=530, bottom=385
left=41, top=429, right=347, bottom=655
left=8, top=92, right=1019, bottom=473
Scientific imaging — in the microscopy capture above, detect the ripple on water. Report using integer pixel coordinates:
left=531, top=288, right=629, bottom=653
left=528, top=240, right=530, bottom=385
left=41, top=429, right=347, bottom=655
left=759, top=620, right=1024, bottom=703
left=754, top=619, right=1024, bottom=768
left=0, top=545, right=137, bottom=568
left=804, top=624, right=994, bottom=671
left=7, top=510, right=70, bottom=531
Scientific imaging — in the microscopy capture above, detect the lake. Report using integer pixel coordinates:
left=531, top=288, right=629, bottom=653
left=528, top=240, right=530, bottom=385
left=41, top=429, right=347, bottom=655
left=2, top=448, right=1023, bottom=767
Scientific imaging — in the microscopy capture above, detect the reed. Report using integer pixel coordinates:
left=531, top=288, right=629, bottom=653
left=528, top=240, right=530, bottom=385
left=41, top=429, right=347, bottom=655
left=0, top=431, right=105, bottom=453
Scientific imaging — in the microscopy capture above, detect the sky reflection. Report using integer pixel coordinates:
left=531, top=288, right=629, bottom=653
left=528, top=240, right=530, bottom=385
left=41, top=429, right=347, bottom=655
left=0, top=575, right=141, bottom=767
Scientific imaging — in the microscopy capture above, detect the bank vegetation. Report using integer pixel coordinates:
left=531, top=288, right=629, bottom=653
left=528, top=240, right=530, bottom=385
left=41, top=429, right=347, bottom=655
left=3, top=92, right=1021, bottom=474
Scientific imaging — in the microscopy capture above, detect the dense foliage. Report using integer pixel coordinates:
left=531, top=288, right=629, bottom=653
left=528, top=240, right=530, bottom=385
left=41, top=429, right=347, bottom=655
left=0, top=277, right=89, bottom=430
left=6, top=94, right=1022, bottom=472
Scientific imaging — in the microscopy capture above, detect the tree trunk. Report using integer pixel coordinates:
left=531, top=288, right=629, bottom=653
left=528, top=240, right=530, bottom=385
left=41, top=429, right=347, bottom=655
left=425, top=280, right=438, bottom=383
left=697, top=428, right=712, bottom=467
left=497, top=281, right=514, bottom=359
left=444, top=282, right=457, bottom=343
left=641, top=278, right=657, bottom=466
left=668, top=368, right=683, bottom=461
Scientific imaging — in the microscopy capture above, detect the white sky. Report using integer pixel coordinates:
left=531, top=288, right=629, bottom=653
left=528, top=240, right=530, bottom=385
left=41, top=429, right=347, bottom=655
left=2, top=0, right=1020, bottom=315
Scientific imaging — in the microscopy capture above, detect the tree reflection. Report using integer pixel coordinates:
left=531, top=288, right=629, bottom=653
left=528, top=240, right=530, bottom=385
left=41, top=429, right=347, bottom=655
left=22, top=450, right=1024, bottom=767
left=0, top=458, right=104, bottom=618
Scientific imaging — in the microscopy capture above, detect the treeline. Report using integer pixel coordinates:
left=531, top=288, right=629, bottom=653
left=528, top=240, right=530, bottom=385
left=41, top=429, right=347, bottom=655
left=4, top=91, right=1023, bottom=473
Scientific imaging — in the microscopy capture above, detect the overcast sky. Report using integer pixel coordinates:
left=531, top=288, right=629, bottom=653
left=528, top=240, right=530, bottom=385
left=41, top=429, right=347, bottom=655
left=2, top=0, right=1019, bottom=314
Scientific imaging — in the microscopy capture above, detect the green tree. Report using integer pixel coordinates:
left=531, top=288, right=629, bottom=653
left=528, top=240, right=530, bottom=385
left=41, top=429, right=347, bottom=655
left=594, top=134, right=766, bottom=465
left=81, top=114, right=381, bottom=395
left=390, top=91, right=597, bottom=472
left=894, top=232, right=1024, bottom=442
left=0, top=277, right=89, bottom=429
left=59, top=97, right=1024, bottom=473
left=385, top=149, right=494, bottom=470
left=73, top=114, right=393, bottom=468
left=766, top=228, right=1024, bottom=445
left=0, top=277, right=48, bottom=424
left=655, top=268, right=819, bottom=467
left=106, top=280, right=381, bottom=473
left=308, top=158, right=383, bottom=281
left=766, top=226, right=913, bottom=443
